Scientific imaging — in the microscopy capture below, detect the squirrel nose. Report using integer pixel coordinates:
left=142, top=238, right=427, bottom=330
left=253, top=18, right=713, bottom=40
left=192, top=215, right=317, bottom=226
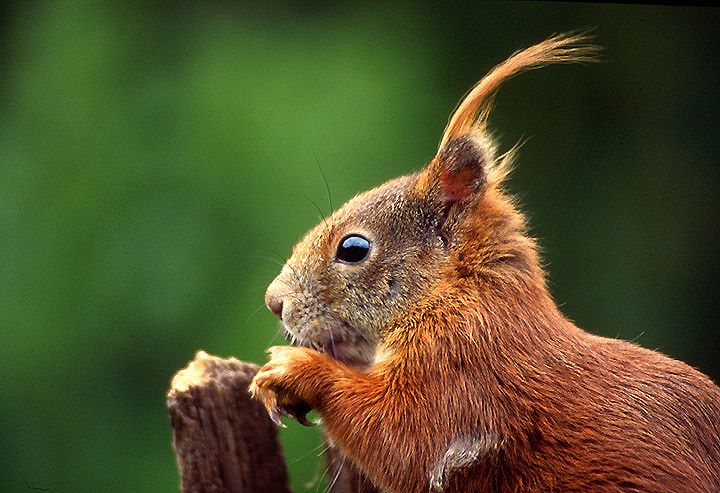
left=267, top=296, right=283, bottom=319
left=265, top=275, right=286, bottom=320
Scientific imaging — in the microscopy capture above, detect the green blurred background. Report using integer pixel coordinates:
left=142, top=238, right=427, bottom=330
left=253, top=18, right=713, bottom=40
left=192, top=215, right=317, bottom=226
left=1, top=2, right=718, bottom=491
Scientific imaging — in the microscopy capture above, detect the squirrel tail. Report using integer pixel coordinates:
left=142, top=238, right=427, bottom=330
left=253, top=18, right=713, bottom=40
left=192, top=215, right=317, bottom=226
left=438, top=31, right=601, bottom=152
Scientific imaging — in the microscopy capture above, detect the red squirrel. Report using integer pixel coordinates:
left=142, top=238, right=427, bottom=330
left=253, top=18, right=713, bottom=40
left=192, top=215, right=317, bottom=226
left=249, top=33, right=720, bottom=492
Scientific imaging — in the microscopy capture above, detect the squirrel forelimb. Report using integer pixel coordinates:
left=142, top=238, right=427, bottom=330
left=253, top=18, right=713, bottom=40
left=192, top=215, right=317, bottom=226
left=250, top=346, right=335, bottom=427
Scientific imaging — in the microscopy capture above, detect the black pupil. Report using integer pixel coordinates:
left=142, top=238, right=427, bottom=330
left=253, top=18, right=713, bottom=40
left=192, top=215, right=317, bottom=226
left=337, top=235, right=370, bottom=263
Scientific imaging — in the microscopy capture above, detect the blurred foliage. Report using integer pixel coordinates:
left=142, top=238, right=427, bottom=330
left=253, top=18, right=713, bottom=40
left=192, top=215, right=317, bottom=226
left=1, top=2, right=718, bottom=491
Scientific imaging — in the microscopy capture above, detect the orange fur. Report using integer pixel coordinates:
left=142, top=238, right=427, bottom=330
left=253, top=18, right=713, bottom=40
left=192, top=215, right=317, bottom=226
left=250, top=34, right=720, bottom=492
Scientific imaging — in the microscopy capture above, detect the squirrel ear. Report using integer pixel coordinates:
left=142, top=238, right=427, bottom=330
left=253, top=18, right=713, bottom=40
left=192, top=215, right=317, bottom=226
left=422, top=32, right=601, bottom=204
left=429, top=135, right=487, bottom=204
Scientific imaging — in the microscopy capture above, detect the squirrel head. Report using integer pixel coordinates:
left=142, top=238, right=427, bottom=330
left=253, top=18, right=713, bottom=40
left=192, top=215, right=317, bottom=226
left=265, top=33, right=599, bottom=368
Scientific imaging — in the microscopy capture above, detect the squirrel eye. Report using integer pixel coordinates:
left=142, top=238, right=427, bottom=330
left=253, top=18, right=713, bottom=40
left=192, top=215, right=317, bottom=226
left=336, top=235, right=371, bottom=264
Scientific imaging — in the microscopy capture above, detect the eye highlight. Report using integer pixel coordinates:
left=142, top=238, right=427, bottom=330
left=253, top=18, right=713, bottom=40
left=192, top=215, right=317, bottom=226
left=336, top=235, right=371, bottom=264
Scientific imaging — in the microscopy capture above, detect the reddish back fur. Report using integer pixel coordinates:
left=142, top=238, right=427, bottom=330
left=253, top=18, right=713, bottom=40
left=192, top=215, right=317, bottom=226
left=250, top=34, right=720, bottom=492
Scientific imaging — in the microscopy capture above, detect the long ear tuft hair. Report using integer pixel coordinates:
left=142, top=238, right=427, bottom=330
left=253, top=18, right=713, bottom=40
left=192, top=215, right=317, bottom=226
left=437, top=32, right=602, bottom=152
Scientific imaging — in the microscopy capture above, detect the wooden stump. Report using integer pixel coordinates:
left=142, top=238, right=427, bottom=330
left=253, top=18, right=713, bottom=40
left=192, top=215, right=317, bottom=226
left=167, top=351, right=380, bottom=493
left=167, top=351, right=292, bottom=493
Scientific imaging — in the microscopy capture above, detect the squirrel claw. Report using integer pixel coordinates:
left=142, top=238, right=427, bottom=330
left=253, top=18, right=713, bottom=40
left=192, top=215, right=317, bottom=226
left=268, top=404, right=287, bottom=428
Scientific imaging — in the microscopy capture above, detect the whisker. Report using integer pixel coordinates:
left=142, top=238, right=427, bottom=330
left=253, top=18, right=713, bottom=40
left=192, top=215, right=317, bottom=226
left=316, top=442, right=333, bottom=457
left=329, top=327, right=337, bottom=360
left=245, top=301, right=269, bottom=324
left=313, top=150, right=334, bottom=214
left=310, top=456, right=329, bottom=493
left=305, top=195, right=326, bottom=222
left=246, top=284, right=270, bottom=294
left=269, top=250, right=286, bottom=262
left=290, top=441, right=332, bottom=492
left=265, top=326, right=286, bottom=347
left=629, top=330, right=646, bottom=343
left=247, top=253, right=285, bottom=267
left=288, top=440, right=329, bottom=467
left=325, top=453, right=346, bottom=493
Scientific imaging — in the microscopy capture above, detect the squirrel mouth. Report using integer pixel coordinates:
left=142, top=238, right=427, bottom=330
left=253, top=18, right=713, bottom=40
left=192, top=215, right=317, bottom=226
left=282, top=323, right=373, bottom=369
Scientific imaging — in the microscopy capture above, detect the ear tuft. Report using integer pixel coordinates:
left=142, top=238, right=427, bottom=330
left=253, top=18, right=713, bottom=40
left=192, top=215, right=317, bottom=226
left=434, top=135, right=487, bottom=203
left=438, top=32, right=601, bottom=150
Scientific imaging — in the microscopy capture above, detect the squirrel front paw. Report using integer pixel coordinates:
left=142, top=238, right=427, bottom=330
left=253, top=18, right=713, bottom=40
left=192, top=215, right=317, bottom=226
left=249, top=345, right=328, bottom=426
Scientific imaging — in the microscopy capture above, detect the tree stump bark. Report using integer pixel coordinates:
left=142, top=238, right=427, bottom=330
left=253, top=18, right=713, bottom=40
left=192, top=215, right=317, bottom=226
left=167, top=351, right=380, bottom=493
left=167, top=351, right=292, bottom=493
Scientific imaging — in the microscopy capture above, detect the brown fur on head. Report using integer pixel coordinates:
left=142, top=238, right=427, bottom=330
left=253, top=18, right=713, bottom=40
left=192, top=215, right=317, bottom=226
left=264, top=33, right=600, bottom=368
